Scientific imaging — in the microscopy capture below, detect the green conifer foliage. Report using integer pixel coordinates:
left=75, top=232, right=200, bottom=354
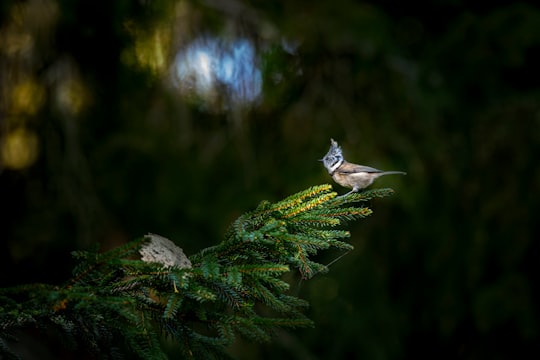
left=0, top=185, right=394, bottom=359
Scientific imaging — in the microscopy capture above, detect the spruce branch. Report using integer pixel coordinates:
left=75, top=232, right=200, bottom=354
left=0, top=184, right=395, bottom=359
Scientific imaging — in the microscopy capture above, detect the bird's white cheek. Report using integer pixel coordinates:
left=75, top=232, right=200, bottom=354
left=329, top=160, right=343, bottom=173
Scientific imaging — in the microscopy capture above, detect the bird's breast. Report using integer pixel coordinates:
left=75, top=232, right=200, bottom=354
left=332, top=171, right=373, bottom=189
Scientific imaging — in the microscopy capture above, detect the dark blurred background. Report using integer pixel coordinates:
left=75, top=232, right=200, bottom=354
left=1, top=0, right=539, bottom=358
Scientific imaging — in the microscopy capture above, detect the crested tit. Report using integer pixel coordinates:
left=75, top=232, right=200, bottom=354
left=321, top=139, right=406, bottom=195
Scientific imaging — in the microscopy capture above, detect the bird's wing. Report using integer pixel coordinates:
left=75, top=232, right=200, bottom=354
left=336, top=162, right=382, bottom=174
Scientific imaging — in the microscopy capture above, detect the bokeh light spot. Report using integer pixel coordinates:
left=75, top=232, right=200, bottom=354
left=1, top=128, right=39, bottom=170
left=174, top=36, right=262, bottom=109
left=122, top=25, right=170, bottom=76
left=56, top=77, right=89, bottom=116
left=11, top=79, right=45, bottom=115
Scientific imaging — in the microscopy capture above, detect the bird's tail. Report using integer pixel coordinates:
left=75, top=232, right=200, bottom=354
left=380, top=171, right=407, bottom=176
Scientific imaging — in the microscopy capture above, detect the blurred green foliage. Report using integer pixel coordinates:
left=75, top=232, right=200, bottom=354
left=1, top=0, right=539, bottom=358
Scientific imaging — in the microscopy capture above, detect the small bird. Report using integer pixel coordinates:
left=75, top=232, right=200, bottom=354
left=321, top=139, right=406, bottom=195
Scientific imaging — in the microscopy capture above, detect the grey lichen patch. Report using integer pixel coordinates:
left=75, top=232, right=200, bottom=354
left=140, top=233, right=192, bottom=269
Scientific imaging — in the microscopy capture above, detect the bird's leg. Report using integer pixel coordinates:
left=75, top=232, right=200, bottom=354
left=338, top=188, right=358, bottom=198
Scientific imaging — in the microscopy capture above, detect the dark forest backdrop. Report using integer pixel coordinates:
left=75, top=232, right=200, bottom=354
left=1, top=0, right=539, bottom=358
